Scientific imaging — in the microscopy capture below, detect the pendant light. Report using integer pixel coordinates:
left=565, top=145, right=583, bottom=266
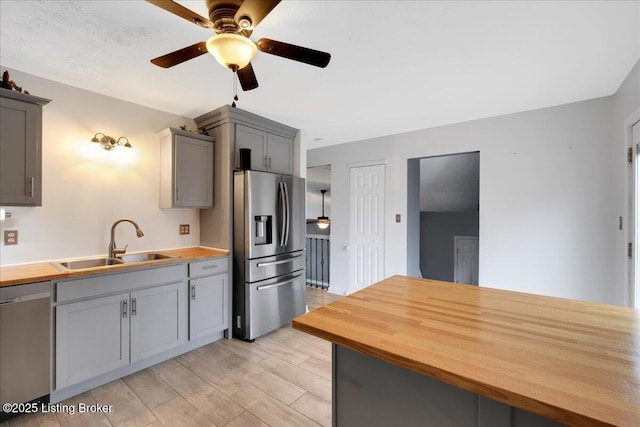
left=317, top=189, right=330, bottom=229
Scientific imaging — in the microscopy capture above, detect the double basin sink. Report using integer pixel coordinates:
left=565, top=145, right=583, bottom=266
left=55, top=252, right=176, bottom=271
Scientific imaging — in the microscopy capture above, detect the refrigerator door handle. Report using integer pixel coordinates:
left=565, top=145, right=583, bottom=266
left=283, top=180, right=290, bottom=246
left=257, top=273, right=303, bottom=291
left=278, top=181, right=287, bottom=246
left=257, top=253, right=304, bottom=267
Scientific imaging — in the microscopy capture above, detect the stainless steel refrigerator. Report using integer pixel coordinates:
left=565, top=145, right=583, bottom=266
left=233, top=170, right=306, bottom=341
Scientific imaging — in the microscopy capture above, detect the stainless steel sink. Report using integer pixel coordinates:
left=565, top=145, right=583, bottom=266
left=56, top=257, right=124, bottom=270
left=117, top=252, right=175, bottom=263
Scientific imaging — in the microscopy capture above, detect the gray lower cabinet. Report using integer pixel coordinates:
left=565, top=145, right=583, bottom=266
left=188, top=257, right=229, bottom=340
left=0, top=89, right=51, bottom=206
left=130, top=282, right=185, bottom=362
left=55, top=293, right=130, bottom=389
left=54, top=264, right=187, bottom=391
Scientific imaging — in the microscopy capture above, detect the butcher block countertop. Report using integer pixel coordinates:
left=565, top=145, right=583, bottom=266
left=292, top=275, right=640, bottom=427
left=0, top=246, right=228, bottom=287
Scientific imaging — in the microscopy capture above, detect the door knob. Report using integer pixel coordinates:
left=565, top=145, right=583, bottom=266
left=345, top=245, right=350, bottom=251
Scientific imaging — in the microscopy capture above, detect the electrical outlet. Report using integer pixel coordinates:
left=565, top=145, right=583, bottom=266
left=4, top=230, right=18, bottom=245
left=179, top=224, right=190, bottom=235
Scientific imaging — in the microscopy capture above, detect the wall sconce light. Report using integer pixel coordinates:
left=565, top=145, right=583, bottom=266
left=0, top=208, right=11, bottom=222
left=91, top=132, right=132, bottom=151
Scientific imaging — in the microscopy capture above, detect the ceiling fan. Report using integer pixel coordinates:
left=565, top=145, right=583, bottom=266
left=146, top=0, right=331, bottom=92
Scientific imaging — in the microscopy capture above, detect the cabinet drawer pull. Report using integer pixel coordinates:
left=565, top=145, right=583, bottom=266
left=202, top=265, right=218, bottom=270
left=122, top=300, right=128, bottom=318
left=131, top=298, right=137, bottom=316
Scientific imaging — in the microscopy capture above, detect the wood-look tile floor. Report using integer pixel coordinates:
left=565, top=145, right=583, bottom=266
left=2, top=287, right=342, bottom=427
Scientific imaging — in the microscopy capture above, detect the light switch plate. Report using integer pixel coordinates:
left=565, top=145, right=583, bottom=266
left=4, top=230, right=18, bottom=245
left=395, top=214, right=401, bottom=223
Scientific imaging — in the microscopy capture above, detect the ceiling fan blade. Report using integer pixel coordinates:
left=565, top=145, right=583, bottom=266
left=234, top=0, right=280, bottom=30
left=146, top=0, right=213, bottom=29
left=151, top=41, right=208, bottom=68
left=256, top=38, right=331, bottom=68
left=237, top=63, right=259, bottom=91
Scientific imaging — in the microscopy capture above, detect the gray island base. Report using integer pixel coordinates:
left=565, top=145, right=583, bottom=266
left=333, top=344, right=564, bottom=427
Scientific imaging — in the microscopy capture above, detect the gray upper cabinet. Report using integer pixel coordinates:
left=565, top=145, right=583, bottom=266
left=235, top=124, right=293, bottom=175
left=160, top=127, right=214, bottom=208
left=266, top=133, right=294, bottom=175
left=195, top=105, right=297, bottom=176
left=235, top=124, right=267, bottom=171
left=0, top=89, right=51, bottom=206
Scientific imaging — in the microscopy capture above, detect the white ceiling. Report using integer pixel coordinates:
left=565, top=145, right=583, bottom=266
left=1, top=1, right=638, bottom=150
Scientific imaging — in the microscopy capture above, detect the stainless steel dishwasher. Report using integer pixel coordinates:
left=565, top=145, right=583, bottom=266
left=0, top=281, right=51, bottom=421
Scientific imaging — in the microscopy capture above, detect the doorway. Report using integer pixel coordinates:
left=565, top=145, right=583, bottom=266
left=306, top=165, right=331, bottom=290
left=454, top=236, right=479, bottom=285
left=408, top=152, right=480, bottom=285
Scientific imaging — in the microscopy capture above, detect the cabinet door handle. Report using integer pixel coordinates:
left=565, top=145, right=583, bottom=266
left=131, top=298, right=137, bottom=316
left=264, top=156, right=268, bottom=167
left=27, top=176, right=34, bottom=197
left=191, top=284, right=196, bottom=300
left=176, top=185, right=181, bottom=202
left=122, top=300, right=128, bottom=318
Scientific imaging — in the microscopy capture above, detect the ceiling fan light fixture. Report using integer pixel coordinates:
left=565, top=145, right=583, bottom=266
left=206, top=33, right=257, bottom=69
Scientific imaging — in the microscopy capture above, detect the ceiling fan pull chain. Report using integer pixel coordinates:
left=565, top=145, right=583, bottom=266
left=231, top=67, right=239, bottom=108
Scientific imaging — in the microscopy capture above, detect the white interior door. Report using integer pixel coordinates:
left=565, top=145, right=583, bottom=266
left=349, top=164, right=385, bottom=293
left=454, top=236, right=479, bottom=285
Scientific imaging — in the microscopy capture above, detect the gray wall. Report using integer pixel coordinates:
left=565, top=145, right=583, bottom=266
left=309, top=96, right=617, bottom=301
left=308, top=59, right=638, bottom=304
left=420, top=211, right=479, bottom=281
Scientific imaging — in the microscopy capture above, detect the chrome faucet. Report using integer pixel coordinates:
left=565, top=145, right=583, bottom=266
left=108, top=219, right=144, bottom=258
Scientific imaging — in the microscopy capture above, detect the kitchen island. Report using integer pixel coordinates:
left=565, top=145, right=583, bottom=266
left=292, top=275, right=639, bottom=427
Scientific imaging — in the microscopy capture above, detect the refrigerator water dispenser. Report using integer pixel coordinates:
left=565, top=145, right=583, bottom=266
left=254, top=215, right=272, bottom=245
